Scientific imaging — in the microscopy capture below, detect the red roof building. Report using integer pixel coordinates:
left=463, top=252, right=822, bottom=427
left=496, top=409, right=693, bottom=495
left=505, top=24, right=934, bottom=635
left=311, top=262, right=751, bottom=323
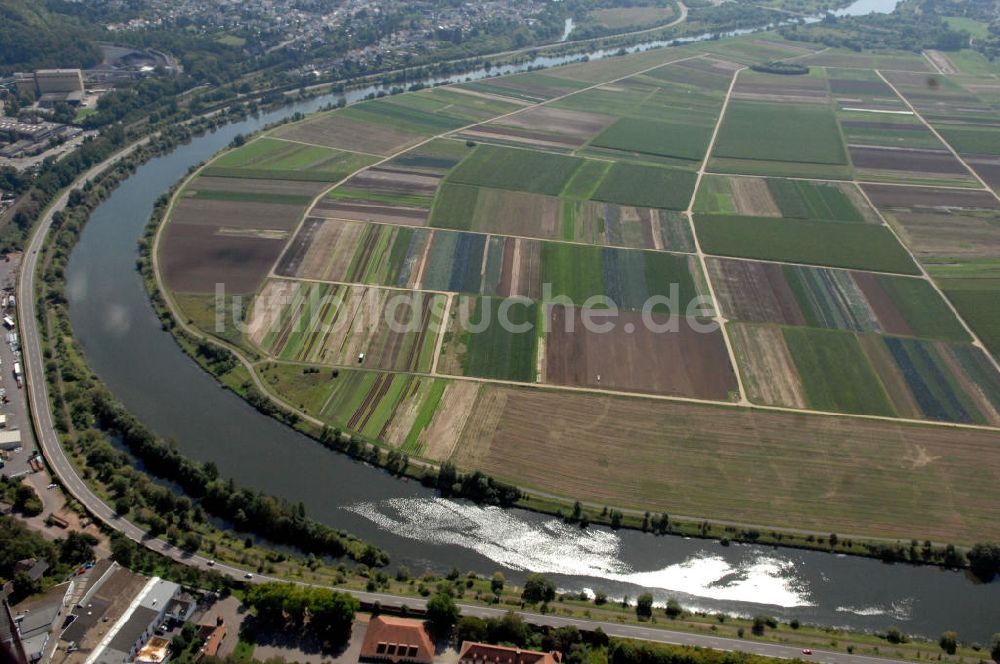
left=458, top=642, right=562, bottom=664
left=360, top=616, right=435, bottom=664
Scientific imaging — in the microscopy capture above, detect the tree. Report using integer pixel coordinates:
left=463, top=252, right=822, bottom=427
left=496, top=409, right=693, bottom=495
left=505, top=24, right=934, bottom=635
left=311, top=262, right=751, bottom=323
left=636, top=592, right=653, bottom=620
left=425, top=592, right=460, bottom=638
left=664, top=597, right=682, bottom=619
left=989, top=633, right=1000, bottom=663
left=491, top=572, right=505, bottom=599
left=309, top=589, right=359, bottom=644
left=455, top=616, right=487, bottom=644
left=968, top=542, right=1000, bottom=580
left=886, top=627, right=908, bottom=644
left=521, top=573, right=556, bottom=604
left=752, top=615, right=769, bottom=636
left=940, top=631, right=958, bottom=655
left=13, top=483, right=43, bottom=516
left=60, top=532, right=96, bottom=565
left=594, top=590, right=608, bottom=605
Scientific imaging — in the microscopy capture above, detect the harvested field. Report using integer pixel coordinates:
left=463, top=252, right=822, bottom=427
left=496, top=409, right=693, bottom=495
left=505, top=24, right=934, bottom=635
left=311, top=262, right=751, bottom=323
left=449, top=384, right=1000, bottom=543
left=728, top=323, right=806, bottom=408
left=458, top=72, right=588, bottom=102
left=544, top=305, right=737, bottom=400
left=251, top=281, right=445, bottom=371
left=419, top=381, right=481, bottom=460
left=273, top=113, right=423, bottom=155
left=849, top=145, right=971, bottom=178
left=161, top=223, right=287, bottom=294
left=492, top=106, right=616, bottom=141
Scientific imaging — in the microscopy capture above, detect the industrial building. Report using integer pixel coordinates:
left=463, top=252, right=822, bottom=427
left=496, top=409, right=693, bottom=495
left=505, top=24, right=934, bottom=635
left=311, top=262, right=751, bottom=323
left=33, top=69, right=85, bottom=107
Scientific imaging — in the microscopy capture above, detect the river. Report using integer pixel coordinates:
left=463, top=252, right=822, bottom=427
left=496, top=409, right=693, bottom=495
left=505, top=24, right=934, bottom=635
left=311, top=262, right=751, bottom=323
left=64, top=16, right=998, bottom=643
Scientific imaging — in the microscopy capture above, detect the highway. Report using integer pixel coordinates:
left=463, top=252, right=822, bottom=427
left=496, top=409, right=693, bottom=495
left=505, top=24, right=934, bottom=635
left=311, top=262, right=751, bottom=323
left=16, top=143, right=909, bottom=664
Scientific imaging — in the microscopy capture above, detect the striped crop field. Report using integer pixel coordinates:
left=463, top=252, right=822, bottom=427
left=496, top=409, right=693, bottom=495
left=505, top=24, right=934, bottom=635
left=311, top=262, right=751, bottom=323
left=249, top=280, right=445, bottom=372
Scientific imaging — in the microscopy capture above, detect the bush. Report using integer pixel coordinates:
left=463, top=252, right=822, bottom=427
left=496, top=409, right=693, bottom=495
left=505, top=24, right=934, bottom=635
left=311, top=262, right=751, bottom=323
left=636, top=593, right=653, bottom=620
left=886, top=627, right=908, bottom=644
left=522, top=573, right=556, bottom=604
left=940, top=631, right=958, bottom=655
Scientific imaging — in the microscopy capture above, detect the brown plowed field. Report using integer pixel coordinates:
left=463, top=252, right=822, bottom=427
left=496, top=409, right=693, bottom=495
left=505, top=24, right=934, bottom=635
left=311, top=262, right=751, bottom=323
left=343, top=167, right=442, bottom=197
left=849, top=146, right=970, bottom=176
left=496, top=106, right=616, bottom=140
left=451, top=383, right=1000, bottom=542
left=161, top=223, right=287, bottom=294
left=544, top=306, right=738, bottom=400
left=312, top=200, right=430, bottom=227
left=171, top=198, right=304, bottom=230
left=708, top=258, right=806, bottom=325
left=273, top=114, right=421, bottom=155
left=862, top=183, right=999, bottom=209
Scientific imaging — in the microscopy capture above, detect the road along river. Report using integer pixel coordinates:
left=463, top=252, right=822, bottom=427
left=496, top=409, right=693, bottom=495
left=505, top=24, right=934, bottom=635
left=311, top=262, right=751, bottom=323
left=61, top=42, right=999, bottom=641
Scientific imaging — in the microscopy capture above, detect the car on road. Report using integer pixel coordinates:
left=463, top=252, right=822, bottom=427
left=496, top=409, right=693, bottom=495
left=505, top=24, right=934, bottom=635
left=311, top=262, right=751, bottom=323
left=207, top=560, right=215, bottom=566
left=47, top=483, right=57, bottom=489
left=801, top=649, right=813, bottom=655
left=244, top=572, right=253, bottom=579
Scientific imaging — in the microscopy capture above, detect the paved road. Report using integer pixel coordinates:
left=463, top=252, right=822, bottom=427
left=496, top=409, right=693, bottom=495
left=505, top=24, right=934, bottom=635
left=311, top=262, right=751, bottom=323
left=16, top=136, right=909, bottom=664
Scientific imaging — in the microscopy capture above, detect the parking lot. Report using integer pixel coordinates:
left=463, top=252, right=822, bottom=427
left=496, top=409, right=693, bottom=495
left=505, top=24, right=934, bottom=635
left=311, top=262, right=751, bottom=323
left=0, top=251, right=38, bottom=478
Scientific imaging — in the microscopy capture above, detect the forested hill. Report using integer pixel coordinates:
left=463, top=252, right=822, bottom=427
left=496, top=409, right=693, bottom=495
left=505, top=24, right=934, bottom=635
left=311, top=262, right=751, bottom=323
left=0, top=0, right=101, bottom=74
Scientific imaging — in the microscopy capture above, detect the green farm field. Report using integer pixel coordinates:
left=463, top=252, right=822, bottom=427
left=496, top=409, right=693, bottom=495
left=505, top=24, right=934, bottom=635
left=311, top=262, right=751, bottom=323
left=695, top=214, right=920, bottom=274
left=713, top=100, right=848, bottom=167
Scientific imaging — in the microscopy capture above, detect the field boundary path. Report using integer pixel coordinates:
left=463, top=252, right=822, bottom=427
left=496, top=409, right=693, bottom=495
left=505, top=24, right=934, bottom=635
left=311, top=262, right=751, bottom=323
left=683, top=65, right=749, bottom=405
left=15, top=140, right=913, bottom=664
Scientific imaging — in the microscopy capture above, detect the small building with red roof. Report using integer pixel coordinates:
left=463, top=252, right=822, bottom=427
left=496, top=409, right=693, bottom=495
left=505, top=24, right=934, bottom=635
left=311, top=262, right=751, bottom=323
left=458, top=642, right=562, bottom=664
left=360, top=616, right=435, bottom=664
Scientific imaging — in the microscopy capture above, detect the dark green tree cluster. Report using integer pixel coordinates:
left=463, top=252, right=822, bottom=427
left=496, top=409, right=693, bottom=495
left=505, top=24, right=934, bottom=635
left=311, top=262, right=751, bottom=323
left=0, top=0, right=101, bottom=74
left=245, top=582, right=359, bottom=644
left=425, top=462, right=521, bottom=507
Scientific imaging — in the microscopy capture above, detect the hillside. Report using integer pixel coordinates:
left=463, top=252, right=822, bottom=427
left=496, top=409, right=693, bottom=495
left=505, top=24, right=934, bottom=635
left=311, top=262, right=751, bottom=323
left=0, top=0, right=101, bottom=74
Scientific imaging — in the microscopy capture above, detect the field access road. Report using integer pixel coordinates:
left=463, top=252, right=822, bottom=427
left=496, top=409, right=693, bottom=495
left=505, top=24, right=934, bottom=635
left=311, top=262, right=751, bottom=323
left=19, top=138, right=911, bottom=664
